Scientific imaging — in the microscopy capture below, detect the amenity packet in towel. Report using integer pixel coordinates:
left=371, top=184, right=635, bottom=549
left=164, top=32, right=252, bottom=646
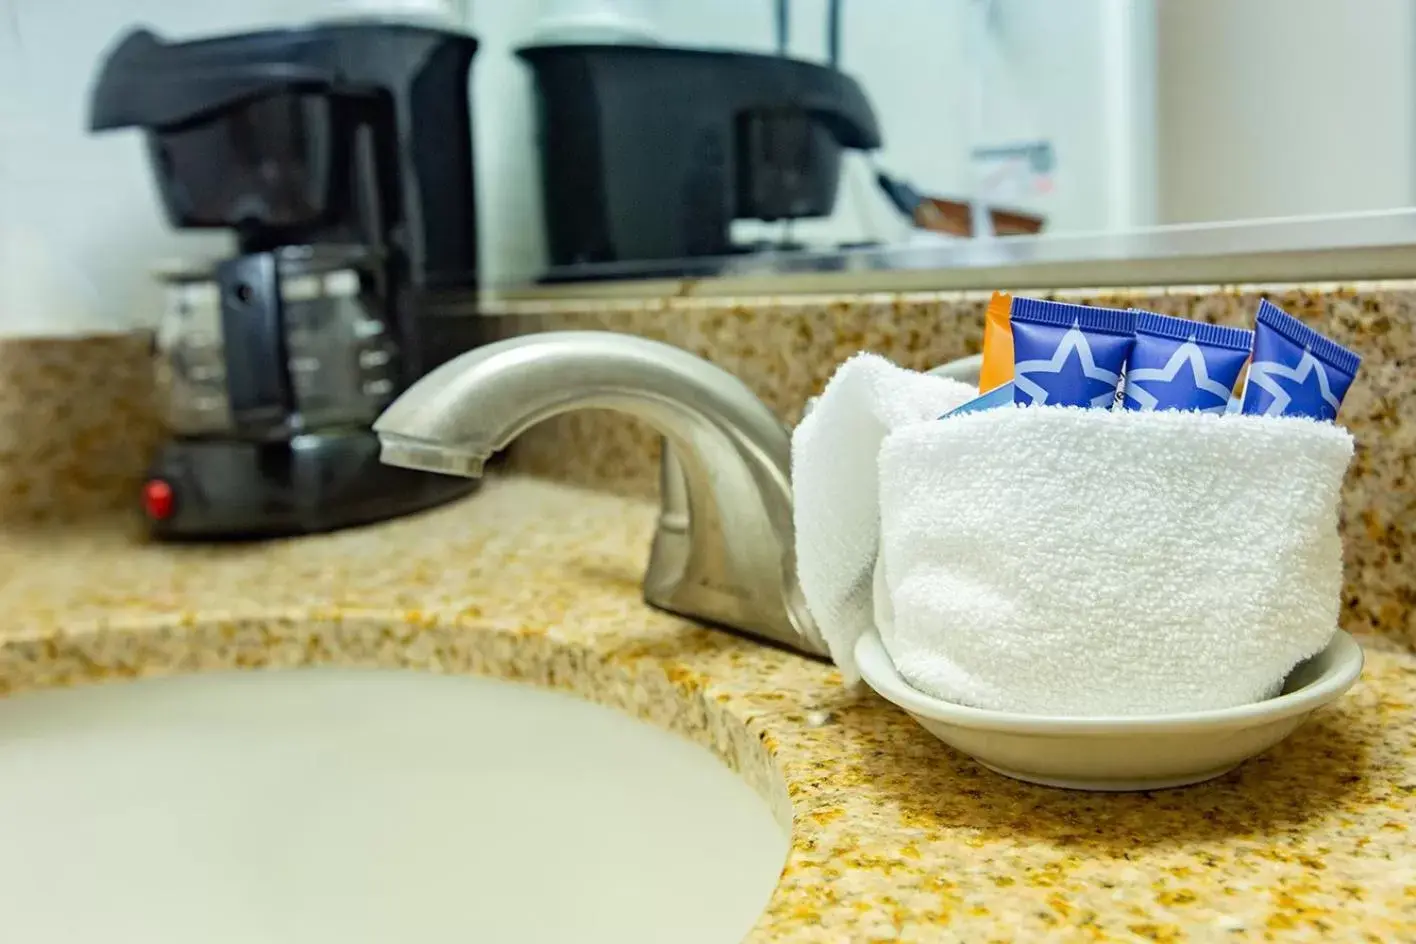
left=978, top=291, right=1014, bottom=394
left=1009, top=299, right=1136, bottom=408
left=1242, top=300, right=1361, bottom=421
left=1122, top=311, right=1253, bottom=414
left=941, top=381, right=1014, bottom=418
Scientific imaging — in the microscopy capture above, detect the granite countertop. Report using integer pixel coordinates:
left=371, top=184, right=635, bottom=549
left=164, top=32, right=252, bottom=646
left=5, top=476, right=1416, bottom=941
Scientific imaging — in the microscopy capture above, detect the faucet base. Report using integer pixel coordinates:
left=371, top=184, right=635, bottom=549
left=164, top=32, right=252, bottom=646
left=643, top=445, right=830, bottom=660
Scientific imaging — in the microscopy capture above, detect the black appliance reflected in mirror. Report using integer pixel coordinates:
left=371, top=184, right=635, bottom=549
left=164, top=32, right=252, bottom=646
left=516, top=43, right=882, bottom=282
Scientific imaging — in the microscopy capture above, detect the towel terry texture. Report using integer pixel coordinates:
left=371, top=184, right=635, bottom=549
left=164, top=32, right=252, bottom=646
left=791, top=354, right=977, bottom=683
left=793, top=355, right=1355, bottom=716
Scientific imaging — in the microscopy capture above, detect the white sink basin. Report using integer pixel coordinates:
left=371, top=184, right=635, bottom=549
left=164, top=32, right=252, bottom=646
left=0, top=669, right=788, bottom=943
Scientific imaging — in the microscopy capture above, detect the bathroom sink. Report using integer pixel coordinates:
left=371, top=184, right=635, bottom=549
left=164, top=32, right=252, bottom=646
left=0, top=668, right=788, bottom=943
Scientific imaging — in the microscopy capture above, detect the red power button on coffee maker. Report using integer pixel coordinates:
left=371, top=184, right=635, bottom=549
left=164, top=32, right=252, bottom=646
left=142, top=480, right=175, bottom=520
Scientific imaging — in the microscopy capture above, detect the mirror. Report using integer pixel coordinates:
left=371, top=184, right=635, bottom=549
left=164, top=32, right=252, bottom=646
left=478, top=0, right=1416, bottom=288
left=3, top=0, right=1408, bottom=338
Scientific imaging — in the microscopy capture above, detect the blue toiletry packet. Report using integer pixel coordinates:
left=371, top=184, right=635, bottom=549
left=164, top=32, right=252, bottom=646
left=1240, top=300, right=1360, bottom=421
left=1009, top=299, right=1136, bottom=408
left=941, top=382, right=1015, bottom=418
left=1122, top=311, right=1254, bottom=414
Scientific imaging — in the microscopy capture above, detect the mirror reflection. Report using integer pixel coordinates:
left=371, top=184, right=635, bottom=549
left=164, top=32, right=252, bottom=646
left=2, top=0, right=1410, bottom=330
left=491, top=0, right=1413, bottom=284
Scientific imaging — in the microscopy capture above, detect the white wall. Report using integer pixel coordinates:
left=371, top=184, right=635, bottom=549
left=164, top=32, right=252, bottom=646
left=0, top=0, right=341, bottom=337
left=0, top=0, right=1146, bottom=336
left=1157, top=0, right=1415, bottom=224
left=464, top=0, right=546, bottom=289
left=977, top=0, right=1156, bottom=233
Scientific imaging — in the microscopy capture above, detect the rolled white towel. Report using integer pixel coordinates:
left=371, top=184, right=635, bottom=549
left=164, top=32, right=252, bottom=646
left=875, top=406, right=1353, bottom=716
left=792, top=353, right=1355, bottom=716
left=790, top=354, right=976, bottom=681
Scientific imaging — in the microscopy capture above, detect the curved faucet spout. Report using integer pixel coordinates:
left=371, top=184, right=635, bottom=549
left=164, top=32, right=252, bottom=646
left=373, top=331, right=826, bottom=658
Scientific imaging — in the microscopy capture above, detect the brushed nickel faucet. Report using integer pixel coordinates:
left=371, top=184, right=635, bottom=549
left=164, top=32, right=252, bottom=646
left=372, top=331, right=827, bottom=659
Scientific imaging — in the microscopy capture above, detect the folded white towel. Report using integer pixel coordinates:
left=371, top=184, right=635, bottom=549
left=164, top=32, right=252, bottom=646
left=794, top=357, right=1355, bottom=716
left=790, top=354, right=977, bottom=681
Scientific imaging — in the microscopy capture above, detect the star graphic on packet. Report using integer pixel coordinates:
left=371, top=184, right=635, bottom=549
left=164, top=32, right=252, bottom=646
left=1014, top=323, right=1120, bottom=407
left=1125, top=339, right=1234, bottom=412
left=1246, top=350, right=1341, bottom=418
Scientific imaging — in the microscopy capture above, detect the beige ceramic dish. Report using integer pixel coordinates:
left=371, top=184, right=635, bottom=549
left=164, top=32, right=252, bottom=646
left=855, top=628, right=1363, bottom=791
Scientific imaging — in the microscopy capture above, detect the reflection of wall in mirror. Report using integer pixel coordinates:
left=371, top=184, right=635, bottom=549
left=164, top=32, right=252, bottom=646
left=1, top=0, right=251, bottom=337
left=1157, top=0, right=1415, bottom=224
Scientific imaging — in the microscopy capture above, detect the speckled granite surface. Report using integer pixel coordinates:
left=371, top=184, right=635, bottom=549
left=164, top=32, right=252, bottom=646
left=0, top=333, right=160, bottom=522
left=1, top=476, right=1413, bottom=941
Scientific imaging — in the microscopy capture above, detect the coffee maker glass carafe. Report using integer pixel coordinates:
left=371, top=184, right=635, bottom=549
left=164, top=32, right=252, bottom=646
left=155, top=246, right=399, bottom=439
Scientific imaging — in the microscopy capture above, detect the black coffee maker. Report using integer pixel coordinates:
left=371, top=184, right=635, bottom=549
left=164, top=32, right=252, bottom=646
left=517, top=44, right=881, bottom=277
left=89, top=22, right=484, bottom=538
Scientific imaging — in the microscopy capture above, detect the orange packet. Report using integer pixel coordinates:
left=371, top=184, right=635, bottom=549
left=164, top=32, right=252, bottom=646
left=978, top=291, right=1014, bottom=393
